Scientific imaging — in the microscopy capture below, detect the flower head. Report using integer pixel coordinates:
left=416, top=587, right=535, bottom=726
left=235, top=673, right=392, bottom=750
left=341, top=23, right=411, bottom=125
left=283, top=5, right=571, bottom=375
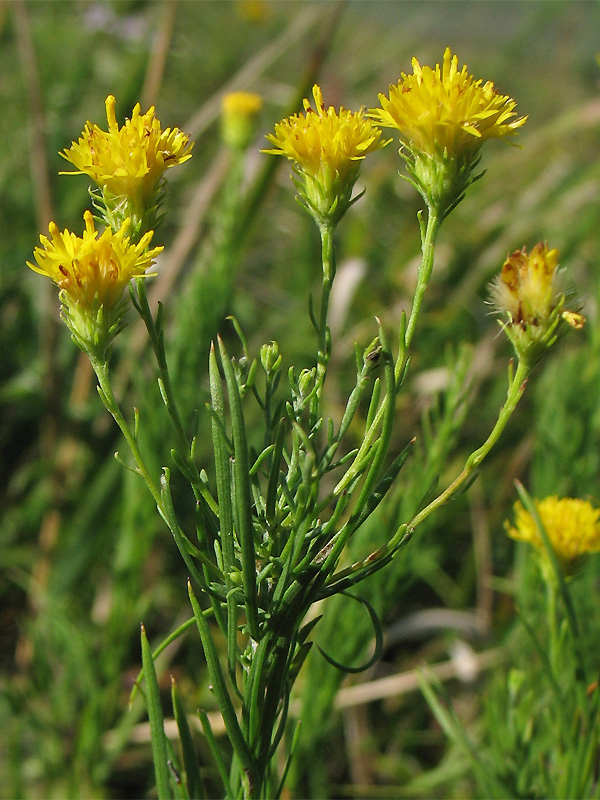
left=372, top=48, right=526, bottom=157
left=222, top=91, right=263, bottom=150
left=506, top=497, right=600, bottom=570
left=28, top=210, right=163, bottom=357
left=263, top=84, right=388, bottom=226
left=60, top=96, right=193, bottom=236
left=370, top=48, right=526, bottom=215
left=490, top=243, right=584, bottom=364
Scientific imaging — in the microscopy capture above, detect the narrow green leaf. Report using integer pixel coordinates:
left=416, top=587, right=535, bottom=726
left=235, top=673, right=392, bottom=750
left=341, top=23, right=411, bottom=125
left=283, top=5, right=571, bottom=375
left=318, top=547, right=395, bottom=598
left=416, top=475, right=440, bottom=513
left=266, top=419, right=287, bottom=525
left=218, top=337, right=260, bottom=640
left=447, top=469, right=480, bottom=499
left=165, top=744, right=188, bottom=800
left=130, top=617, right=198, bottom=708
left=188, top=582, right=256, bottom=784
left=141, top=624, right=173, bottom=800
left=288, top=641, right=313, bottom=683
left=245, top=634, right=271, bottom=747
left=308, top=292, right=319, bottom=334
left=226, top=314, right=249, bottom=358
left=226, top=595, right=241, bottom=699
left=170, top=447, right=196, bottom=483
left=209, top=344, right=235, bottom=577
left=249, top=444, right=275, bottom=476
left=159, top=470, right=212, bottom=594
left=158, top=376, right=169, bottom=407
left=273, top=721, right=302, bottom=800
left=336, top=343, right=378, bottom=443
left=365, top=377, right=381, bottom=431
left=171, top=677, right=205, bottom=800
left=324, top=447, right=359, bottom=471
left=296, top=614, right=322, bottom=647
left=198, top=710, right=233, bottom=798
left=352, top=438, right=414, bottom=529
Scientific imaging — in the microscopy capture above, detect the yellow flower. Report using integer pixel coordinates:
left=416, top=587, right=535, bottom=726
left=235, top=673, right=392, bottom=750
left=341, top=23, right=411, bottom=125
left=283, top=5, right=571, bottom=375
left=263, top=84, right=388, bottom=225
left=265, top=84, right=386, bottom=182
left=28, top=211, right=163, bottom=357
left=60, top=96, right=193, bottom=234
left=28, top=210, right=161, bottom=308
left=506, top=497, right=600, bottom=567
left=490, top=243, right=584, bottom=363
left=371, top=48, right=526, bottom=159
left=222, top=91, right=263, bottom=150
left=370, top=48, right=526, bottom=216
left=223, top=91, right=263, bottom=118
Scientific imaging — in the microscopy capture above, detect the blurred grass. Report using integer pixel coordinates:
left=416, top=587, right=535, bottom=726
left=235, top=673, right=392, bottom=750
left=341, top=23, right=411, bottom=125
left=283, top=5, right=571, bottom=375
left=2, top=1, right=600, bottom=797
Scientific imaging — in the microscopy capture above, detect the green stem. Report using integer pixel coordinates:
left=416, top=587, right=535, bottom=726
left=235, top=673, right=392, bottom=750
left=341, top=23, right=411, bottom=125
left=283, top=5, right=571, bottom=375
left=334, top=208, right=441, bottom=497
left=91, top=355, right=163, bottom=509
left=136, top=279, right=189, bottom=458
left=134, top=279, right=218, bottom=516
left=406, top=358, right=530, bottom=536
left=92, top=355, right=215, bottom=612
left=404, top=207, right=441, bottom=353
left=310, top=221, right=335, bottom=427
left=546, top=578, right=559, bottom=677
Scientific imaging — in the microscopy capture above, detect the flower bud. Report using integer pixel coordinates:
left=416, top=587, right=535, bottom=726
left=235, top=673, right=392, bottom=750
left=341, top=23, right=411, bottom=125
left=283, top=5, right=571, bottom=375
left=260, top=340, right=282, bottom=374
left=298, top=368, right=315, bottom=398
left=222, top=91, right=263, bottom=150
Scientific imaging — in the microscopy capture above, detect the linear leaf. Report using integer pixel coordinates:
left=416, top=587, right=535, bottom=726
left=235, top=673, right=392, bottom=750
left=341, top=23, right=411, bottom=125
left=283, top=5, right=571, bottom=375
left=171, top=677, right=205, bottom=800
left=141, top=624, right=173, bottom=800
left=218, top=337, right=260, bottom=640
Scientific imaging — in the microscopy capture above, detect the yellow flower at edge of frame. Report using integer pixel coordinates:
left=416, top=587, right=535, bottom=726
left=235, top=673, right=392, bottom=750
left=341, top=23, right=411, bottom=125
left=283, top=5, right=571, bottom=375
left=27, top=210, right=163, bottom=310
left=263, top=84, right=388, bottom=181
left=60, top=95, right=193, bottom=201
left=506, top=497, right=600, bottom=565
left=370, top=47, right=527, bottom=158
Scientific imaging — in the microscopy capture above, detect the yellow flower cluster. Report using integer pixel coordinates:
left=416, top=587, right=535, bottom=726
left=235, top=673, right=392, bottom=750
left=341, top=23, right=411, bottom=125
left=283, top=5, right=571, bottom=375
left=371, top=47, right=526, bottom=159
left=60, top=95, right=193, bottom=208
left=264, top=84, right=387, bottom=225
left=28, top=210, right=162, bottom=310
left=28, top=96, right=192, bottom=357
left=507, top=497, right=600, bottom=567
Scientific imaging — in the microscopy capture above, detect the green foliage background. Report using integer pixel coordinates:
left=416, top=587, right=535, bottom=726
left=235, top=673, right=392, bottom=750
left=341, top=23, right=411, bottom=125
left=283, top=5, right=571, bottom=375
left=2, top=1, right=600, bottom=797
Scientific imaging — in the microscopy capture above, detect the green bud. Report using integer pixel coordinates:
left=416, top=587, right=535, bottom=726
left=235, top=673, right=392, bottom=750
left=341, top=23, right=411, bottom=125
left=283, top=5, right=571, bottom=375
left=260, top=341, right=282, bottom=374
left=298, top=368, right=315, bottom=398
